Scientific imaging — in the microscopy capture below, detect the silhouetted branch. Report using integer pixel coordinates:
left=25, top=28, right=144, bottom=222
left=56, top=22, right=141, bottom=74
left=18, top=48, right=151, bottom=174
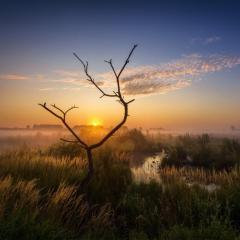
left=73, top=45, right=137, bottom=149
left=64, top=105, right=78, bottom=119
left=104, top=59, right=118, bottom=79
left=39, top=44, right=138, bottom=189
left=127, top=99, right=135, bottom=104
left=73, top=52, right=117, bottom=98
left=51, top=104, right=65, bottom=116
left=50, top=104, right=78, bottom=120
left=60, top=138, right=79, bottom=144
left=38, top=103, right=87, bottom=148
left=118, top=44, right=138, bottom=79
left=88, top=45, right=137, bottom=149
left=38, top=103, right=62, bottom=120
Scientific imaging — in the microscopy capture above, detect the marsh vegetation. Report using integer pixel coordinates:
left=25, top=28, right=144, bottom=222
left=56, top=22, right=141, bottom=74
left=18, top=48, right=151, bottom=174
left=0, top=129, right=240, bottom=239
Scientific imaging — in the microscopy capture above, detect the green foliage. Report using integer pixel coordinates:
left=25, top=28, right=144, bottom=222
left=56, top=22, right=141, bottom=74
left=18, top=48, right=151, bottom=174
left=0, top=149, right=85, bottom=190
left=112, top=129, right=154, bottom=153
left=0, top=133, right=240, bottom=239
left=117, top=182, right=164, bottom=238
left=162, top=134, right=240, bottom=170
left=47, top=142, right=84, bottom=159
left=0, top=175, right=112, bottom=239
left=115, top=181, right=231, bottom=239
left=222, top=184, right=240, bottom=228
left=160, top=220, right=239, bottom=240
left=0, top=211, right=68, bottom=240
left=162, top=144, right=188, bottom=167
left=88, top=149, right=132, bottom=206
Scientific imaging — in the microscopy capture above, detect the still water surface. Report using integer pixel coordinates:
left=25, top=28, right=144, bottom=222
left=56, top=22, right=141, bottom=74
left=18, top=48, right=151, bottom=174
left=130, top=151, right=165, bottom=183
left=130, top=151, right=220, bottom=192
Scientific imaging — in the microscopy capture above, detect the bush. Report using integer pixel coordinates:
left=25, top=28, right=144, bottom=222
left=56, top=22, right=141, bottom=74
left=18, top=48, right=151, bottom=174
left=47, top=142, right=84, bottom=159
left=87, top=148, right=132, bottom=206
left=160, top=220, right=239, bottom=240
left=162, top=134, right=240, bottom=170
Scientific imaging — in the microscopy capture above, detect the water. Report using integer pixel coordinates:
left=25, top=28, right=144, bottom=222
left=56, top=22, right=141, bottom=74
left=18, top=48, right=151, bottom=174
left=131, top=151, right=165, bottom=183
left=187, top=183, right=220, bottom=192
left=130, top=151, right=220, bottom=192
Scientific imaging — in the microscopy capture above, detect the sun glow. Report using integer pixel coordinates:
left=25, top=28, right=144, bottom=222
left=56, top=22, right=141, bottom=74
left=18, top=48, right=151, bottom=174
left=90, top=119, right=101, bottom=127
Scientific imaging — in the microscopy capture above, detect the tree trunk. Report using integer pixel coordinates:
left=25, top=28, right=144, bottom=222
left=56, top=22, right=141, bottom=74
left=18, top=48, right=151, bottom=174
left=79, top=148, right=94, bottom=191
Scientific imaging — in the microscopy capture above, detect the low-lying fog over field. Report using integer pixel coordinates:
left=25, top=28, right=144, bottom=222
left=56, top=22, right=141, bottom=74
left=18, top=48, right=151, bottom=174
left=1, top=127, right=239, bottom=152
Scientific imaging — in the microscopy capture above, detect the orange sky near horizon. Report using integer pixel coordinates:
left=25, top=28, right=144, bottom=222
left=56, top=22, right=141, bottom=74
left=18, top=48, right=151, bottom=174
left=1, top=76, right=239, bottom=132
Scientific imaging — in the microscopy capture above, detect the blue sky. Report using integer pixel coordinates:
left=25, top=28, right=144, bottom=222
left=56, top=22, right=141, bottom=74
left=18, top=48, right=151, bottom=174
left=1, top=0, right=240, bottom=71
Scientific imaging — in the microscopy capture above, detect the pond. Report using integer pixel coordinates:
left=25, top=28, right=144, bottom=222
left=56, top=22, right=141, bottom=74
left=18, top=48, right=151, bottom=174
left=130, top=151, right=220, bottom=192
left=130, top=151, right=166, bottom=183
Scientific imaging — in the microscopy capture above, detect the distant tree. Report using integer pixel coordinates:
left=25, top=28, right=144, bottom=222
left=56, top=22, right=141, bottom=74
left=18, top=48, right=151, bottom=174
left=39, top=45, right=137, bottom=189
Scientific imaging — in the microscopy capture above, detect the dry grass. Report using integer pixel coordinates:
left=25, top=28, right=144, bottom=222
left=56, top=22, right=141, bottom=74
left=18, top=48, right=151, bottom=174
left=159, top=166, right=240, bottom=186
left=0, top=175, right=113, bottom=236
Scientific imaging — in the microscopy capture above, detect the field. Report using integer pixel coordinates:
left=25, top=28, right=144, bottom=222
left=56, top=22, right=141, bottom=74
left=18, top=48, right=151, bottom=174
left=0, top=129, right=240, bottom=239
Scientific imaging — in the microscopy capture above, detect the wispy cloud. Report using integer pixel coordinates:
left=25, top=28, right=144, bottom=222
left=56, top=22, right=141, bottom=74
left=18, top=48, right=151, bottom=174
left=47, top=69, right=87, bottom=85
left=39, top=87, right=82, bottom=91
left=191, top=36, right=221, bottom=45
left=98, top=54, right=240, bottom=96
left=6, top=53, right=240, bottom=97
left=204, top=36, right=221, bottom=44
left=0, top=74, right=30, bottom=81
left=39, top=88, right=55, bottom=91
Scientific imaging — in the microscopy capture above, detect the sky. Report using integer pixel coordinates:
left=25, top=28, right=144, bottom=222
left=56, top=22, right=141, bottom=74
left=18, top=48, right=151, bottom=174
left=0, top=0, right=240, bottom=131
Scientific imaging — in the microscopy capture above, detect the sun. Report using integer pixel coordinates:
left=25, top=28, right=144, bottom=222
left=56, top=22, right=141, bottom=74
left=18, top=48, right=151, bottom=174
left=90, top=119, right=101, bottom=127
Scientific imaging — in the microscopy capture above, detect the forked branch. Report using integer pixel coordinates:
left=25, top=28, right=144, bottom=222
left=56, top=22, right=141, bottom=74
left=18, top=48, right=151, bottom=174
left=39, top=45, right=138, bottom=188
left=73, top=45, right=137, bottom=149
left=38, top=103, right=87, bottom=148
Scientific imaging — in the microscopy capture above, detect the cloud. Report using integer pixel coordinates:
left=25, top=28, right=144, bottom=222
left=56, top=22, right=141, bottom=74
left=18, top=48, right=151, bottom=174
left=98, top=54, right=240, bottom=96
left=204, top=36, right=221, bottom=44
left=5, top=53, right=240, bottom=97
left=0, top=74, right=30, bottom=81
left=39, top=88, right=54, bottom=91
left=53, top=70, right=80, bottom=77
left=39, top=87, right=82, bottom=91
left=47, top=69, right=88, bottom=85
left=191, top=36, right=221, bottom=45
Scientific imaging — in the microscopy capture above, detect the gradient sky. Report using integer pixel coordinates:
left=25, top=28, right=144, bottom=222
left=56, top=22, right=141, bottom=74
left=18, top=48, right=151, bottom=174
left=0, top=0, right=240, bottom=131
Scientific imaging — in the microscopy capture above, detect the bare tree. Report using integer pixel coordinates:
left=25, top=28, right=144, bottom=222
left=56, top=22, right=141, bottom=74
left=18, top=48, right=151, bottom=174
left=39, top=44, right=137, bottom=189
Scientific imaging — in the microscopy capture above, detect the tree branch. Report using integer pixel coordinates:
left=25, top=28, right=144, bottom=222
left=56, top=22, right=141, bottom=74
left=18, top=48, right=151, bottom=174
left=60, top=138, right=80, bottom=144
left=39, top=44, right=138, bottom=189
left=38, top=103, right=62, bottom=120
left=117, top=44, right=138, bottom=79
left=73, top=53, right=117, bottom=98
left=38, top=103, right=87, bottom=148
left=88, top=45, right=137, bottom=149
left=104, top=59, right=118, bottom=79
left=64, top=105, right=78, bottom=119
left=51, top=104, right=65, bottom=116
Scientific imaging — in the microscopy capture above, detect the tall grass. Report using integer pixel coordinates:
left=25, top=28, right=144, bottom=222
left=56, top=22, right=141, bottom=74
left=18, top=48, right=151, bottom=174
left=161, top=134, right=240, bottom=170
left=0, top=149, right=85, bottom=190
left=0, top=175, right=113, bottom=239
left=0, top=132, right=240, bottom=239
left=159, top=166, right=240, bottom=186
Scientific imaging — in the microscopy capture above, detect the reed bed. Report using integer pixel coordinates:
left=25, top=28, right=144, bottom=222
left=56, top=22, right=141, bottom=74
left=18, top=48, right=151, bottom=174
left=0, top=149, right=86, bottom=189
left=0, top=175, right=113, bottom=239
left=0, top=133, right=240, bottom=239
left=159, top=166, right=240, bottom=186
